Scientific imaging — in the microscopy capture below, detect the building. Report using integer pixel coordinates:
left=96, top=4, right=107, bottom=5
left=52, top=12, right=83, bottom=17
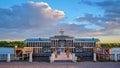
left=25, top=29, right=100, bottom=61
left=95, top=47, right=120, bottom=61
left=0, top=48, right=14, bottom=61
left=111, top=48, right=120, bottom=61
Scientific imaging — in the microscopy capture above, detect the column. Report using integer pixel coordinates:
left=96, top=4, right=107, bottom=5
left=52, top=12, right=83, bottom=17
left=72, top=53, right=76, bottom=63
left=14, top=46, right=17, bottom=60
left=50, top=53, right=54, bottom=63
left=7, top=53, right=10, bottom=62
left=29, top=53, right=32, bottom=62
left=50, top=56, right=52, bottom=63
left=109, top=48, right=112, bottom=60
left=115, top=54, right=117, bottom=61
left=57, top=40, right=58, bottom=47
left=93, top=53, right=97, bottom=61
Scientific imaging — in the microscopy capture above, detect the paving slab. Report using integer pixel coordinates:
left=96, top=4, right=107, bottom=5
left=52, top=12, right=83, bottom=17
left=0, top=62, right=120, bottom=68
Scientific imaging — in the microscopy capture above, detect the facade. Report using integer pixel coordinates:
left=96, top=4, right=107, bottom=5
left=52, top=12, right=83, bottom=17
left=25, top=30, right=101, bottom=59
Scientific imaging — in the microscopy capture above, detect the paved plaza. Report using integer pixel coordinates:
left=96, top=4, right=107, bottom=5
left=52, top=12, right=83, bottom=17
left=0, top=62, right=120, bottom=68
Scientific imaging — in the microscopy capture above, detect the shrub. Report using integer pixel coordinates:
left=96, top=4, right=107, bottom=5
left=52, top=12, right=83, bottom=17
left=76, top=57, right=81, bottom=62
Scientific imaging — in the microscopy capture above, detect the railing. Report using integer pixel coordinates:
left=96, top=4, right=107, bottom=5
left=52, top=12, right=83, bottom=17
left=0, top=54, right=14, bottom=61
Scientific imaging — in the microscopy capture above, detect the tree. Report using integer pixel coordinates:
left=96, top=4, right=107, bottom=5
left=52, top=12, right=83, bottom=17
left=0, top=41, right=24, bottom=47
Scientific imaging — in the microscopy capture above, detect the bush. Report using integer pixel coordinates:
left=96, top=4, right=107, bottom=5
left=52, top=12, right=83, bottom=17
left=76, top=57, right=81, bottom=62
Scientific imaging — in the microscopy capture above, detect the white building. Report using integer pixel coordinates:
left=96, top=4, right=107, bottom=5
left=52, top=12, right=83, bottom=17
left=25, top=30, right=100, bottom=60
left=0, top=48, right=14, bottom=61
left=111, top=48, right=120, bottom=61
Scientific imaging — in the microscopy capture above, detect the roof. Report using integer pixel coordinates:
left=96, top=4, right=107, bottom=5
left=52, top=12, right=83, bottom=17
left=0, top=48, right=14, bottom=54
left=75, top=38, right=100, bottom=42
left=25, top=37, right=100, bottom=42
left=51, top=35, right=74, bottom=39
left=25, top=38, right=50, bottom=42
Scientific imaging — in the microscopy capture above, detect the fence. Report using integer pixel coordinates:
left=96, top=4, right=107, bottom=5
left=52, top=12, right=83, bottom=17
left=97, top=54, right=120, bottom=61
left=0, top=54, right=14, bottom=61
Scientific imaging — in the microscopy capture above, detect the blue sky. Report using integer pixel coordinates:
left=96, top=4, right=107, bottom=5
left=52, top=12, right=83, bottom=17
left=0, top=0, right=120, bottom=43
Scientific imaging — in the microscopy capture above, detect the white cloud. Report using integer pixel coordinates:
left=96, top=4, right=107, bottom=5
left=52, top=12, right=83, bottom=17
left=0, top=1, right=64, bottom=29
left=0, top=1, right=65, bottom=40
left=77, top=0, right=120, bottom=36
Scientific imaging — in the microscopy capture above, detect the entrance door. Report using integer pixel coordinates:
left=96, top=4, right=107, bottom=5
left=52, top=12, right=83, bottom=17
left=59, top=40, right=66, bottom=47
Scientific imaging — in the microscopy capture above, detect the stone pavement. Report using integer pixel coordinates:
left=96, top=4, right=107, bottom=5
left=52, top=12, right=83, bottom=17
left=0, top=62, right=120, bottom=68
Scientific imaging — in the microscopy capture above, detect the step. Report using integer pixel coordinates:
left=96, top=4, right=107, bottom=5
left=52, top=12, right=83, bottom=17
left=54, top=53, right=72, bottom=61
left=54, top=60, right=73, bottom=62
left=55, top=58, right=72, bottom=60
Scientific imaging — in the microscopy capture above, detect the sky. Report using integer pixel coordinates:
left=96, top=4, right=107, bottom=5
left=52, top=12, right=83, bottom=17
left=0, top=0, right=120, bottom=43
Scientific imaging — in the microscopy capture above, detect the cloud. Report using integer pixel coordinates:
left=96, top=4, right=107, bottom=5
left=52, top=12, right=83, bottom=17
left=1, top=1, right=120, bottom=40
left=76, top=0, right=120, bottom=36
left=0, top=1, right=65, bottom=40
left=41, top=23, right=100, bottom=37
left=0, top=2, right=64, bottom=29
left=76, top=13, right=100, bottom=23
left=1, top=1, right=98, bottom=40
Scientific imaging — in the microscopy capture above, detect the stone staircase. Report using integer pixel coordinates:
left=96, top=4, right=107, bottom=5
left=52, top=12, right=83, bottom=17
left=54, top=52, right=72, bottom=62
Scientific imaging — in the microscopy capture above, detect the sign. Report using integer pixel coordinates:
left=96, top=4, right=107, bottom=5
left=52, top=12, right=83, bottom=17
left=23, top=47, right=33, bottom=54
left=104, top=48, right=109, bottom=54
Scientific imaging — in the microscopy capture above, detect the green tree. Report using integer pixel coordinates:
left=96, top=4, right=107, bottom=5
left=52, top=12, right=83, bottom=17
left=0, top=41, right=24, bottom=47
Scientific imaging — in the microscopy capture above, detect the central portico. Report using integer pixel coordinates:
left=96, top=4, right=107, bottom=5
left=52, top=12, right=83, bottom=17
left=50, top=29, right=74, bottom=53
